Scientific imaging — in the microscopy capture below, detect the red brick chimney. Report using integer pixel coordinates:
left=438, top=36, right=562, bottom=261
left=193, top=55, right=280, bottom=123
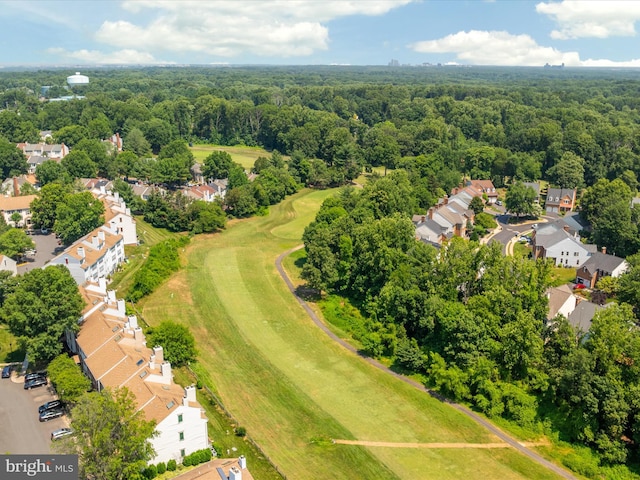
left=12, top=177, right=19, bottom=196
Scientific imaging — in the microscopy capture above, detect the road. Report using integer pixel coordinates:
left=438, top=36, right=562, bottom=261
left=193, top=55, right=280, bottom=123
left=275, top=246, right=577, bottom=480
left=0, top=370, right=67, bottom=454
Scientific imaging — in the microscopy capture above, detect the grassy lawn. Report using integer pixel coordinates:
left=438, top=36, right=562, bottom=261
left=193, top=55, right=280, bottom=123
left=0, top=325, right=23, bottom=363
left=189, top=144, right=275, bottom=171
left=549, top=266, right=577, bottom=287
left=140, top=188, right=565, bottom=480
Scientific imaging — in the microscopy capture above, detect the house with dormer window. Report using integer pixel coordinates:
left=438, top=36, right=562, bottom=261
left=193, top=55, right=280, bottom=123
left=545, top=188, right=577, bottom=213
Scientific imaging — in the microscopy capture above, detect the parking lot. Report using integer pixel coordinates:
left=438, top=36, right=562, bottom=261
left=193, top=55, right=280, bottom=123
left=0, top=368, right=67, bottom=454
left=17, top=231, right=62, bottom=275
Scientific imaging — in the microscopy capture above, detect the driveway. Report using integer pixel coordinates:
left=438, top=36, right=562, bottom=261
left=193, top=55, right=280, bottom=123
left=488, top=214, right=543, bottom=254
left=17, top=232, right=62, bottom=274
left=0, top=370, right=67, bottom=454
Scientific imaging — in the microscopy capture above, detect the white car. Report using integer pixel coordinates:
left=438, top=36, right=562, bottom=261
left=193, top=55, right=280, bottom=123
left=51, top=428, right=73, bottom=441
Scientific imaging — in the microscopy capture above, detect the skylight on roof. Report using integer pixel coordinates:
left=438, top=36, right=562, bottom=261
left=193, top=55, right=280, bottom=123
left=166, top=401, right=175, bottom=409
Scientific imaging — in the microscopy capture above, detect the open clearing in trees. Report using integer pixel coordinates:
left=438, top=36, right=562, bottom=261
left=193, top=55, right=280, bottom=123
left=142, top=188, right=563, bottom=480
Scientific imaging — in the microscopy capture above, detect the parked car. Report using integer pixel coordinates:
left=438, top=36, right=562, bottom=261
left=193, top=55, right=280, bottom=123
left=24, top=377, right=47, bottom=390
left=39, top=400, right=64, bottom=414
left=496, top=200, right=503, bottom=206
left=25, top=372, right=47, bottom=382
left=2, top=365, right=12, bottom=378
left=39, top=409, right=64, bottom=422
left=51, top=428, right=73, bottom=441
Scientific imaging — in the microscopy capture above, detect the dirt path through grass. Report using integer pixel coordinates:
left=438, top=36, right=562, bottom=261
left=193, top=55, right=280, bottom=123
left=333, top=440, right=550, bottom=449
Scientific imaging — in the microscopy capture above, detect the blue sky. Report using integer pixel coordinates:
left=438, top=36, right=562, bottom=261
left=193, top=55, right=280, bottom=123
left=2, top=0, right=640, bottom=67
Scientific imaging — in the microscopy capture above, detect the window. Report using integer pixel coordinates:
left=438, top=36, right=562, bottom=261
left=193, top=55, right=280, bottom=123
left=179, top=432, right=184, bottom=441
left=180, top=449, right=185, bottom=457
left=577, top=259, right=580, bottom=265
left=574, top=252, right=579, bottom=256
left=178, top=414, right=183, bottom=423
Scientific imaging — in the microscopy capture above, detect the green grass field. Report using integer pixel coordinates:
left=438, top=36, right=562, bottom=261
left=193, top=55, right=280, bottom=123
left=189, top=144, right=275, bottom=171
left=140, top=188, right=565, bottom=480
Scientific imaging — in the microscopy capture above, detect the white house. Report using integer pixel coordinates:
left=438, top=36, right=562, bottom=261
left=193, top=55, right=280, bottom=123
left=72, top=283, right=209, bottom=464
left=0, top=255, right=17, bottom=276
left=49, top=225, right=125, bottom=285
left=546, top=284, right=577, bottom=321
left=532, top=223, right=597, bottom=268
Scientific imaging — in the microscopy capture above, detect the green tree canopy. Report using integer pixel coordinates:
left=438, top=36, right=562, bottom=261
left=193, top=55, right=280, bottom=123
left=30, top=182, right=71, bottom=230
left=53, top=191, right=105, bottom=245
left=58, top=388, right=157, bottom=480
left=202, top=150, right=233, bottom=180
left=0, top=228, right=34, bottom=259
left=0, top=138, right=28, bottom=179
left=505, top=181, right=536, bottom=218
left=47, top=354, right=91, bottom=404
left=147, top=321, right=197, bottom=367
left=546, top=151, right=585, bottom=189
left=0, top=266, right=84, bottom=363
left=35, top=160, right=69, bottom=186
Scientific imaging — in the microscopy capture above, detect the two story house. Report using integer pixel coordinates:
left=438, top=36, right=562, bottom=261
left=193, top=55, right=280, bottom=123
left=545, top=188, right=577, bottom=213
left=532, top=223, right=597, bottom=267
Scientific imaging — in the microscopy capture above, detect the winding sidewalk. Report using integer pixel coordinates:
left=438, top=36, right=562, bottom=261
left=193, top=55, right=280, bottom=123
left=275, top=246, right=577, bottom=480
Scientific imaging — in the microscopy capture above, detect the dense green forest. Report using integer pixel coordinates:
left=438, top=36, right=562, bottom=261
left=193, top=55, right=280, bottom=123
left=3, top=66, right=640, bottom=476
left=2, top=66, right=640, bottom=245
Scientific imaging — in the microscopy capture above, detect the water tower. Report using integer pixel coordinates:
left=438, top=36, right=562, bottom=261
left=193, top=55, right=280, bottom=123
left=66, top=72, right=89, bottom=88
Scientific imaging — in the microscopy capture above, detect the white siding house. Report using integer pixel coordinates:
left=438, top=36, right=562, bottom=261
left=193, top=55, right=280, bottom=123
left=49, top=226, right=125, bottom=285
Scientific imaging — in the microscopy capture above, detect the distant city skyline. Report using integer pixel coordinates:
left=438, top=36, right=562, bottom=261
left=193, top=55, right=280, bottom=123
left=2, top=1, right=640, bottom=67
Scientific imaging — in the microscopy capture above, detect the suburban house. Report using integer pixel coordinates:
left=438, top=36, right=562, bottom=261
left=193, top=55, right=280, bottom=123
left=171, top=456, right=254, bottom=480
left=183, top=184, right=219, bottom=203
left=467, top=179, right=498, bottom=204
left=0, top=194, right=37, bottom=228
left=545, top=188, right=577, bottom=213
left=532, top=223, right=597, bottom=267
left=0, top=254, right=17, bottom=276
left=523, top=182, right=541, bottom=203
left=16, top=142, right=69, bottom=159
left=26, top=155, right=51, bottom=174
left=413, top=215, right=447, bottom=248
left=132, top=183, right=157, bottom=201
left=102, top=133, right=123, bottom=153
left=568, top=301, right=609, bottom=334
left=549, top=212, right=588, bottom=237
left=92, top=186, right=138, bottom=245
left=429, top=198, right=473, bottom=238
left=69, top=282, right=209, bottom=464
left=546, top=284, right=577, bottom=321
left=575, top=250, right=629, bottom=288
left=1, top=175, right=38, bottom=197
left=49, top=225, right=125, bottom=285
left=190, top=163, right=205, bottom=185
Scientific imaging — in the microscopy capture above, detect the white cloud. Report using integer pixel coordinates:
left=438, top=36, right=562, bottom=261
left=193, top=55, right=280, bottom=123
left=93, top=0, right=413, bottom=58
left=410, top=30, right=580, bottom=66
left=46, top=47, right=170, bottom=64
left=409, top=30, right=640, bottom=67
left=536, top=1, right=640, bottom=39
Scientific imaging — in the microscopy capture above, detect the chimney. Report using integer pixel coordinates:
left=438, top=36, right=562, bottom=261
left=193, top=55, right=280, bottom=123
left=160, top=361, right=172, bottom=381
left=98, top=277, right=107, bottom=293
left=238, top=456, right=247, bottom=470
left=602, top=246, right=607, bottom=255
left=149, top=354, right=155, bottom=371
left=91, top=235, right=99, bottom=248
left=98, top=230, right=105, bottom=241
left=443, top=195, right=449, bottom=205
left=117, top=299, right=125, bottom=315
left=428, top=207, right=434, bottom=220
left=114, top=191, right=120, bottom=202
left=13, top=177, right=19, bottom=196
left=229, top=466, right=242, bottom=480
left=134, top=327, right=144, bottom=345
left=184, top=385, right=197, bottom=405
left=100, top=185, right=106, bottom=195
left=421, top=215, right=426, bottom=223
left=563, top=225, right=569, bottom=232
left=77, top=246, right=85, bottom=258
left=107, top=289, right=116, bottom=303
left=153, top=346, right=164, bottom=363
left=127, top=315, right=138, bottom=329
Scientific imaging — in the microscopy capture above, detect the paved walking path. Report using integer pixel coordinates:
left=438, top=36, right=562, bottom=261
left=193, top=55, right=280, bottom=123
left=275, top=246, right=577, bottom=480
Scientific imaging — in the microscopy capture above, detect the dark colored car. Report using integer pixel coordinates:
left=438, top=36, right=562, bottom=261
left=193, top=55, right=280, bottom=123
left=25, top=372, right=47, bottom=382
left=24, top=377, right=47, bottom=390
left=39, top=400, right=63, bottom=414
left=39, top=409, right=64, bottom=422
left=1, top=365, right=12, bottom=378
